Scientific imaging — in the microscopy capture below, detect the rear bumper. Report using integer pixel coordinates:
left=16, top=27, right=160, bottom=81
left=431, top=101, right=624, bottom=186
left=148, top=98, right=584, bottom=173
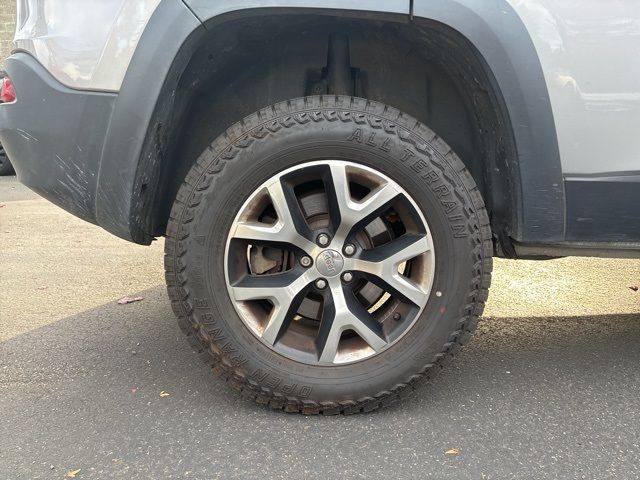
left=0, top=53, right=116, bottom=224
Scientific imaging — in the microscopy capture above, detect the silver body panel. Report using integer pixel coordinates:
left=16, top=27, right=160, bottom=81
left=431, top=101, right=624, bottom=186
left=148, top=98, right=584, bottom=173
left=13, top=0, right=640, bottom=176
left=14, top=0, right=160, bottom=91
left=506, top=0, right=640, bottom=174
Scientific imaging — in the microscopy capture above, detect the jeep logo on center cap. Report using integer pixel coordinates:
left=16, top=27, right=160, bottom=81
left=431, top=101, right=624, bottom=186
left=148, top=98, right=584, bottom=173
left=315, top=250, right=345, bottom=277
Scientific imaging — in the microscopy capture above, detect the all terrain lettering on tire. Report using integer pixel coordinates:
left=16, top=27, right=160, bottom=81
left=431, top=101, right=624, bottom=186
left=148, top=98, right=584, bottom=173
left=347, top=127, right=393, bottom=153
left=348, top=126, right=468, bottom=238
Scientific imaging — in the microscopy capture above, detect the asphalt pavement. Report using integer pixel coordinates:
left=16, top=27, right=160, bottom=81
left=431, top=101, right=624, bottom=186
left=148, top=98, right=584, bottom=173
left=1, top=175, right=639, bottom=479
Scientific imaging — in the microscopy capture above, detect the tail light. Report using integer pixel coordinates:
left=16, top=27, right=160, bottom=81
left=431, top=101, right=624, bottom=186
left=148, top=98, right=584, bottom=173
left=0, top=77, right=16, bottom=103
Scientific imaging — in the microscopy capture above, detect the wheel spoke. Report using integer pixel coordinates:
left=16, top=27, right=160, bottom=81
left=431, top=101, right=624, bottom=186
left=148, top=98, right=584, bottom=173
left=352, top=234, right=431, bottom=307
left=325, top=164, right=400, bottom=243
left=232, top=269, right=316, bottom=344
left=317, top=277, right=387, bottom=363
left=231, top=179, right=318, bottom=254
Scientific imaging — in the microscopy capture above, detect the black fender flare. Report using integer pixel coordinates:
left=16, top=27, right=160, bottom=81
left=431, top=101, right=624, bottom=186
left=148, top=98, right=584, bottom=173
left=95, top=0, right=564, bottom=244
left=412, top=0, right=565, bottom=243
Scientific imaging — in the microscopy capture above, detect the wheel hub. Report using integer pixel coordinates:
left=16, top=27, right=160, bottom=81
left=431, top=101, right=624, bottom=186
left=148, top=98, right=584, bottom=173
left=315, top=249, right=344, bottom=277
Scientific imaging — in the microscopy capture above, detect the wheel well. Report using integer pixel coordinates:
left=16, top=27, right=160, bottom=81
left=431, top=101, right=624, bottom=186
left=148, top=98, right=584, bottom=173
left=146, top=14, right=518, bottom=250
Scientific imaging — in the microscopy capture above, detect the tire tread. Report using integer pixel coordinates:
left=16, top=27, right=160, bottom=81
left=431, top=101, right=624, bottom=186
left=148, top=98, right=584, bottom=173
left=164, top=95, right=493, bottom=415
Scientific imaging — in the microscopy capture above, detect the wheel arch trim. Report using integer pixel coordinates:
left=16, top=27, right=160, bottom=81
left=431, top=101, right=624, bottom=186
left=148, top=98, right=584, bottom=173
left=412, top=0, right=565, bottom=242
left=95, top=0, right=565, bottom=244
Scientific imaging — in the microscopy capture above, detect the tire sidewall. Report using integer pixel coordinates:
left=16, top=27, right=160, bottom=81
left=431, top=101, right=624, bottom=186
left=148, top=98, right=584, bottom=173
left=175, top=107, right=481, bottom=402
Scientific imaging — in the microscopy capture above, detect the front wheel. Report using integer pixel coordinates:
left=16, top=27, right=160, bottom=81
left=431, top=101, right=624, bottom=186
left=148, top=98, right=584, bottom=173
left=165, top=96, right=492, bottom=414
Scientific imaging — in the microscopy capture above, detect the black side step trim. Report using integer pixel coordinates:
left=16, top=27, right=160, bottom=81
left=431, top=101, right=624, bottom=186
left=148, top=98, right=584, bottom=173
left=564, top=174, right=640, bottom=243
left=514, top=241, right=640, bottom=260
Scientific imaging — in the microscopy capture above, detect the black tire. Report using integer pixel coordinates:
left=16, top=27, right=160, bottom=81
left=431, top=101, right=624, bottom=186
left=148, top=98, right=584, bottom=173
left=0, top=143, right=14, bottom=176
left=165, top=96, right=492, bottom=414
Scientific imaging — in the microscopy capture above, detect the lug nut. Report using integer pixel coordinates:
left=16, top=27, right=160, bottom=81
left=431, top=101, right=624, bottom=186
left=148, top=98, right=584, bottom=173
left=315, top=279, right=328, bottom=290
left=341, top=272, right=353, bottom=283
left=393, top=312, right=402, bottom=321
left=317, top=233, right=330, bottom=247
left=300, top=256, right=312, bottom=267
left=343, top=244, right=356, bottom=256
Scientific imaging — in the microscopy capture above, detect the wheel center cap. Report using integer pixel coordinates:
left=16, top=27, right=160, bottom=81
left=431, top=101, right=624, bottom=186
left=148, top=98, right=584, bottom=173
left=315, top=249, right=344, bottom=277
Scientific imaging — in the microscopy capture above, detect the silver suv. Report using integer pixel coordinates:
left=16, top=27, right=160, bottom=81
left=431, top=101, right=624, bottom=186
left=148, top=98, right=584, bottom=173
left=1, top=1, right=638, bottom=414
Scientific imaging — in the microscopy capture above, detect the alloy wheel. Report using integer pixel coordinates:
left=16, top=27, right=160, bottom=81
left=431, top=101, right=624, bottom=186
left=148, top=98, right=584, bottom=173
left=224, top=160, right=435, bottom=365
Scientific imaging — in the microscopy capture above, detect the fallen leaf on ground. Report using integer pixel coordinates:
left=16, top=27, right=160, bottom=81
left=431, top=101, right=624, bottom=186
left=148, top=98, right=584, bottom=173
left=445, top=448, right=461, bottom=456
left=117, top=296, right=143, bottom=305
left=66, top=469, right=81, bottom=478
left=629, top=286, right=638, bottom=292
left=160, top=391, right=170, bottom=397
